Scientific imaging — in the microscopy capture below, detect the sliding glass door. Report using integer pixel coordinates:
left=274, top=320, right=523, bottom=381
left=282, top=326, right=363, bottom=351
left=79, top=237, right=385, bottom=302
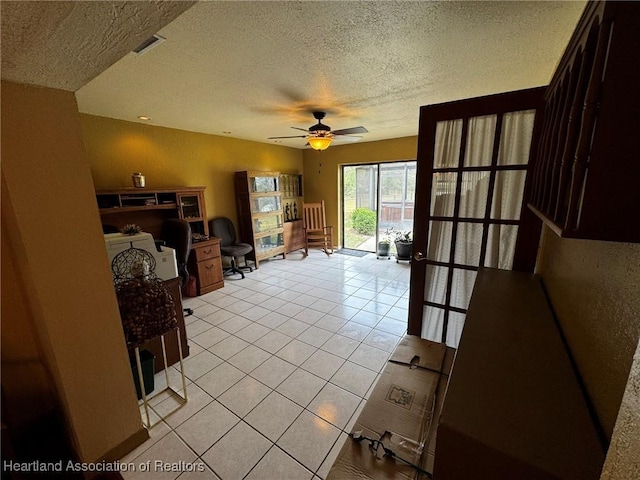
left=342, top=161, right=416, bottom=252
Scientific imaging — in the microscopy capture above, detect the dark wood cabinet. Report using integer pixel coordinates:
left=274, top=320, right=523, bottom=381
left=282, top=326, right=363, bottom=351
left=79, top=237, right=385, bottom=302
left=284, top=219, right=305, bottom=254
left=528, top=1, right=640, bottom=242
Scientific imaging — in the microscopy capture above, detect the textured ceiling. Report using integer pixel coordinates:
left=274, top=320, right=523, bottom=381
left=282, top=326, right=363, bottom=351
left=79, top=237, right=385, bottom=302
left=5, top=1, right=585, bottom=149
left=1, top=1, right=195, bottom=91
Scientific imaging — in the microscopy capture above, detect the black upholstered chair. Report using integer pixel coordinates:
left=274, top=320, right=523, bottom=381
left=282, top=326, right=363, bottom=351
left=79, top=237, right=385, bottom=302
left=160, top=219, right=193, bottom=315
left=209, top=217, right=253, bottom=279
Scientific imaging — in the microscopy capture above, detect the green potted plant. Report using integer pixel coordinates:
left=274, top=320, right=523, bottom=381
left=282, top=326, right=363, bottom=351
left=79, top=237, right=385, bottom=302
left=377, top=230, right=392, bottom=259
left=392, top=229, right=413, bottom=262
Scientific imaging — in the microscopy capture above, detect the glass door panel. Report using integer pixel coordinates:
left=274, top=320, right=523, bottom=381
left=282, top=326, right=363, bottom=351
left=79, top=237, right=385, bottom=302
left=378, top=162, right=416, bottom=254
left=250, top=195, right=281, bottom=214
left=255, top=233, right=284, bottom=252
left=250, top=176, right=278, bottom=193
left=342, top=162, right=416, bottom=252
left=342, top=165, right=378, bottom=250
left=177, top=194, right=202, bottom=219
left=253, top=215, right=283, bottom=233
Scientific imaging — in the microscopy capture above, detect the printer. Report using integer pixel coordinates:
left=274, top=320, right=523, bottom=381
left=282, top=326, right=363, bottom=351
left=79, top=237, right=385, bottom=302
left=104, top=232, right=178, bottom=281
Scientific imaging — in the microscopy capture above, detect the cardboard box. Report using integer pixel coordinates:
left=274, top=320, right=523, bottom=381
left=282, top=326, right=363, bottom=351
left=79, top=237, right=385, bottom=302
left=389, top=335, right=447, bottom=373
left=358, top=362, right=440, bottom=448
left=328, top=336, right=448, bottom=480
left=423, top=374, right=449, bottom=474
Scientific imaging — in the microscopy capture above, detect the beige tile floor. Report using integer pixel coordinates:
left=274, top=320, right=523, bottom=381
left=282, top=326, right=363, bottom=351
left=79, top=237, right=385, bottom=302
left=122, top=249, right=410, bottom=480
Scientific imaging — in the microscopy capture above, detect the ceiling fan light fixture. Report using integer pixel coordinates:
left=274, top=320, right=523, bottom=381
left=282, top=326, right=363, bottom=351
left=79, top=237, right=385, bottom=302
left=308, top=136, right=332, bottom=151
left=268, top=111, right=366, bottom=150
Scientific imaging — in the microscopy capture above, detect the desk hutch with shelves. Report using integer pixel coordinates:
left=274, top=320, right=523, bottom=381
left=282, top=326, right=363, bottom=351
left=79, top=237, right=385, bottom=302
left=96, top=186, right=224, bottom=295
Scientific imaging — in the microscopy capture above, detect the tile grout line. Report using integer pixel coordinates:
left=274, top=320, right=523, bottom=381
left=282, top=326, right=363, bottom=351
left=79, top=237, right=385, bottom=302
left=135, top=253, right=409, bottom=480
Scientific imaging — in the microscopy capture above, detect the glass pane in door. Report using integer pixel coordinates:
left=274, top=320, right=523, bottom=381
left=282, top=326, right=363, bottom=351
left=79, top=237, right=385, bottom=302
left=178, top=194, right=201, bottom=219
left=250, top=195, right=281, bottom=213
left=253, top=215, right=283, bottom=233
left=343, top=165, right=378, bottom=250
left=497, top=110, right=536, bottom=166
left=251, top=176, right=278, bottom=193
left=342, top=161, right=416, bottom=253
left=255, top=232, right=284, bottom=252
left=378, top=162, right=416, bottom=254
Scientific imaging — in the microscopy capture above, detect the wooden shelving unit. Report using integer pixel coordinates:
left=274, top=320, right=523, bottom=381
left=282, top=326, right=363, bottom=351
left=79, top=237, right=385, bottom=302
left=234, top=171, right=286, bottom=268
left=528, top=1, right=640, bottom=243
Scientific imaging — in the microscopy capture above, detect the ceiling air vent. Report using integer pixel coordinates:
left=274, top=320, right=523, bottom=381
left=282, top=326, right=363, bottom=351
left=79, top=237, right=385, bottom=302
left=133, top=34, right=166, bottom=55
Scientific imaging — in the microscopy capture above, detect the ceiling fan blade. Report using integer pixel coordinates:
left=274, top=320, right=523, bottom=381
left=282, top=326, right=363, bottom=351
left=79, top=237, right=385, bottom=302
left=267, top=135, right=307, bottom=139
left=291, top=127, right=310, bottom=133
left=332, top=126, right=368, bottom=136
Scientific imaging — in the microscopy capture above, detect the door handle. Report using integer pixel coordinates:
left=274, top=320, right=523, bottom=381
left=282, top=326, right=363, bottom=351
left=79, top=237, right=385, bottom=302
left=414, top=251, right=427, bottom=262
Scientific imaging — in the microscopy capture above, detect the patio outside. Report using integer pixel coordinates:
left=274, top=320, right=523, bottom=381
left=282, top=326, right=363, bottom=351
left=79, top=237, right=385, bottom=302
left=342, top=162, right=416, bottom=254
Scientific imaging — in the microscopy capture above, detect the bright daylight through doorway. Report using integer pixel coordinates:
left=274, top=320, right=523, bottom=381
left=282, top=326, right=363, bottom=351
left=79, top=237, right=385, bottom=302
left=342, top=162, right=417, bottom=255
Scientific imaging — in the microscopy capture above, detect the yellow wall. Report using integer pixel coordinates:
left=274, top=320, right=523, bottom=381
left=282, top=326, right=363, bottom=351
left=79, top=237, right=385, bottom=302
left=536, top=226, right=640, bottom=439
left=80, top=115, right=417, bottom=248
left=1, top=81, right=145, bottom=462
left=302, top=136, right=418, bottom=246
left=80, top=114, right=303, bottom=226
left=1, top=180, right=57, bottom=428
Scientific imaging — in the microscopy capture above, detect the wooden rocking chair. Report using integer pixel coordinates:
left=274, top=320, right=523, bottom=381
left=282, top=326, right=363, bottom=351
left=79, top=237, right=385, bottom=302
left=303, top=201, right=334, bottom=256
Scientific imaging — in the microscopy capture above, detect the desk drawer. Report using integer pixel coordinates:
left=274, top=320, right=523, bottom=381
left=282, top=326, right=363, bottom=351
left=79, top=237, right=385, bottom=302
left=193, top=242, right=220, bottom=261
left=188, top=238, right=224, bottom=295
left=198, top=257, right=223, bottom=287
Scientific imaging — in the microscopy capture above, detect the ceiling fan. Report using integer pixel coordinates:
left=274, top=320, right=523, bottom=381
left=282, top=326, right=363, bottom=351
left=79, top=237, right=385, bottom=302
left=268, top=111, right=368, bottom=151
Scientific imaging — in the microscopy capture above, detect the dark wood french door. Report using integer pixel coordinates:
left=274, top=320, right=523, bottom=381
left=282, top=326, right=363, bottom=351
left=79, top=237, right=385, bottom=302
left=408, top=88, right=546, bottom=346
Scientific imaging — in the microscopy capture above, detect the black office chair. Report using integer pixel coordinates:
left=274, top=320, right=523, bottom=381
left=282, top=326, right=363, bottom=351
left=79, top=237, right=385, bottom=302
left=209, top=217, right=253, bottom=279
left=102, top=224, right=120, bottom=234
left=160, top=219, right=193, bottom=316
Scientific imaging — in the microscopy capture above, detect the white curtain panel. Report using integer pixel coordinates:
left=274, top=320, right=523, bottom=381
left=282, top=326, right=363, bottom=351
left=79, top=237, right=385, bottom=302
left=464, top=114, right=497, bottom=168
left=422, top=119, right=461, bottom=341
left=433, top=119, right=463, bottom=169
left=497, top=110, right=536, bottom=166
